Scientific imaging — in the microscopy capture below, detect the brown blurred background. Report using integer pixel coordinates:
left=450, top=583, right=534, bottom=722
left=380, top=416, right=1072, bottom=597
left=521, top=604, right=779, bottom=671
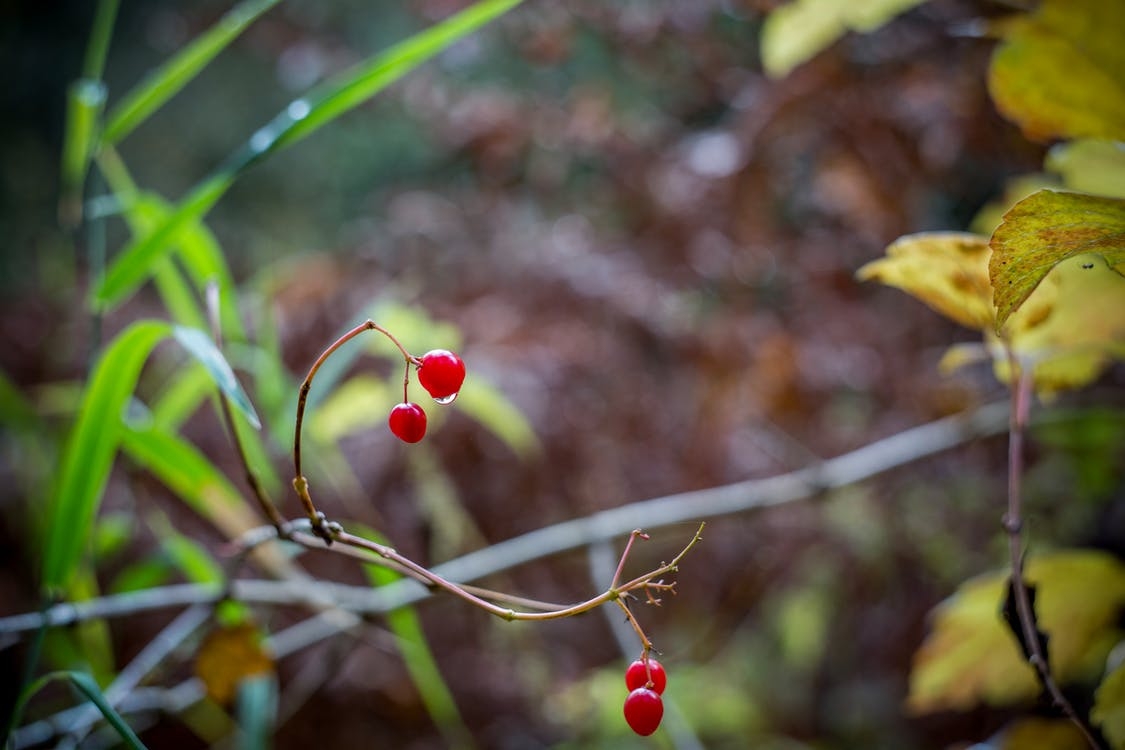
left=2, top=1, right=1123, bottom=748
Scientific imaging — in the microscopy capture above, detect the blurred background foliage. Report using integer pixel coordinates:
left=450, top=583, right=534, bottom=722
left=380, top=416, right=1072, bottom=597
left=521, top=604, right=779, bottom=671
left=1, top=0, right=1124, bottom=748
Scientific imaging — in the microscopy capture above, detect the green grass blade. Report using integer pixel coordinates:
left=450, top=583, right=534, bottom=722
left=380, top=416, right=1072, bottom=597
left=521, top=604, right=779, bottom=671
left=101, top=0, right=283, bottom=146
left=151, top=363, right=213, bottom=431
left=363, top=539, right=474, bottom=749
left=274, top=0, right=525, bottom=151
left=120, top=187, right=246, bottom=341
left=82, top=0, right=121, bottom=80
left=94, top=0, right=524, bottom=312
left=153, top=258, right=208, bottom=331
left=6, top=671, right=148, bottom=750
left=94, top=172, right=232, bottom=311
left=41, top=320, right=172, bottom=596
left=59, top=79, right=108, bottom=227
left=172, top=325, right=260, bottom=429
left=118, top=423, right=246, bottom=523
left=236, top=675, right=277, bottom=750
left=68, top=671, right=149, bottom=750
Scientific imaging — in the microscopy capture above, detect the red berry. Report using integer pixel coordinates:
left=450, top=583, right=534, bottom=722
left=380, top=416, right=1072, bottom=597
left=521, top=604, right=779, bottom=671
left=623, top=687, right=663, bottom=736
left=388, top=402, right=427, bottom=443
left=417, top=349, right=466, bottom=402
left=625, top=658, right=667, bottom=694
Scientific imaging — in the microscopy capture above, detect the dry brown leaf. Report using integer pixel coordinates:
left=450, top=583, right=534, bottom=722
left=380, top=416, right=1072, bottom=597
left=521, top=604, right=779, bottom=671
left=194, top=623, right=274, bottom=706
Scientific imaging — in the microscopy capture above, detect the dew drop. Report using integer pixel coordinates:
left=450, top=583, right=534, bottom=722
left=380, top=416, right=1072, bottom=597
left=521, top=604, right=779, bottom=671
left=433, top=392, right=458, bottom=405
left=287, top=98, right=311, bottom=121
left=249, top=128, right=272, bottom=153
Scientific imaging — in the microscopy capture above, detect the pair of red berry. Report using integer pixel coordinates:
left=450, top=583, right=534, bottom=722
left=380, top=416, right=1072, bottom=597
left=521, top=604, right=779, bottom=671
left=623, top=657, right=666, bottom=736
left=388, top=349, right=466, bottom=443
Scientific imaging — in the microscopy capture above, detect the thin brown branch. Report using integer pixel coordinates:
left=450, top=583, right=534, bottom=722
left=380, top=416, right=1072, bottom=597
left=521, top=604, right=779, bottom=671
left=1003, top=353, right=1106, bottom=750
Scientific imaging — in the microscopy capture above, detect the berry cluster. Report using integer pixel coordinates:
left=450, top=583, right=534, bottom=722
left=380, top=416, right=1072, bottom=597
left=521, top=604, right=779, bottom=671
left=388, top=349, right=466, bottom=443
left=623, top=657, right=666, bottom=736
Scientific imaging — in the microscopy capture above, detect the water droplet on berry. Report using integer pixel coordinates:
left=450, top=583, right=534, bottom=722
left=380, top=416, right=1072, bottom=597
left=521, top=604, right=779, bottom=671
left=433, top=392, right=458, bottom=405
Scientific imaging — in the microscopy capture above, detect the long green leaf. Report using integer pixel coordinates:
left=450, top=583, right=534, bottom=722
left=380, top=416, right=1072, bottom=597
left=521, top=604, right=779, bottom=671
left=94, top=0, right=524, bottom=311
left=236, top=675, right=277, bottom=750
left=153, top=257, right=208, bottom=332
left=7, top=671, right=148, bottom=750
left=274, top=0, right=524, bottom=150
left=119, top=423, right=247, bottom=523
left=121, top=188, right=246, bottom=341
left=42, top=320, right=172, bottom=596
left=363, top=537, right=473, bottom=749
left=82, top=0, right=121, bottom=80
left=172, top=325, right=260, bottom=429
left=94, top=173, right=231, bottom=311
left=59, top=79, right=107, bottom=226
left=151, top=362, right=213, bottom=431
left=101, top=0, right=283, bottom=146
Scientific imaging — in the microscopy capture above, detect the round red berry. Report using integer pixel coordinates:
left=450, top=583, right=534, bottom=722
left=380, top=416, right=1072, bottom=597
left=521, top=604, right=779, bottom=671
left=417, top=349, right=466, bottom=402
left=625, top=658, right=666, bottom=694
left=623, top=687, right=663, bottom=736
left=388, top=402, right=427, bottom=443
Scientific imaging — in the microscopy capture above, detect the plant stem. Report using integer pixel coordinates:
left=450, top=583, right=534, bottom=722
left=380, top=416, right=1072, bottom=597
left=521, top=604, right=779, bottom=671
left=1003, top=354, right=1105, bottom=750
left=206, top=284, right=288, bottom=533
left=611, top=530, right=649, bottom=588
left=292, top=320, right=418, bottom=533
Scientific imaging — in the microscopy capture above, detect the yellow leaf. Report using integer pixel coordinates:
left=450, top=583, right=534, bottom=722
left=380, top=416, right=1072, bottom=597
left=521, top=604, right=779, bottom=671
left=993, top=251, right=1125, bottom=396
left=194, top=623, right=274, bottom=706
left=760, top=0, right=928, bottom=78
left=990, top=189, right=1125, bottom=330
left=1093, top=653, right=1125, bottom=750
left=862, top=200, right=1125, bottom=396
left=969, top=173, right=1061, bottom=236
left=907, top=550, right=1125, bottom=714
left=856, top=232, right=995, bottom=330
left=1047, top=140, right=1125, bottom=200
left=988, top=0, right=1125, bottom=142
left=997, top=717, right=1088, bottom=750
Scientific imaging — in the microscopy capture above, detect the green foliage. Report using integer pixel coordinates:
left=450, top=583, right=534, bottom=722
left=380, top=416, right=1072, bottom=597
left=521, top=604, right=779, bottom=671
left=362, top=531, right=475, bottom=750
left=100, top=0, right=283, bottom=146
left=42, top=320, right=171, bottom=595
left=94, top=0, right=526, bottom=312
left=235, top=675, right=278, bottom=750
left=7, top=671, right=149, bottom=750
left=760, top=0, right=926, bottom=78
left=171, top=326, right=260, bottom=428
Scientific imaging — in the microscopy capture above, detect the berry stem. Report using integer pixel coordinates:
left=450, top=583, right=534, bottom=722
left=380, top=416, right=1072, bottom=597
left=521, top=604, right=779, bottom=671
left=611, top=529, right=649, bottom=588
left=317, top=522, right=705, bottom=623
left=292, top=319, right=420, bottom=532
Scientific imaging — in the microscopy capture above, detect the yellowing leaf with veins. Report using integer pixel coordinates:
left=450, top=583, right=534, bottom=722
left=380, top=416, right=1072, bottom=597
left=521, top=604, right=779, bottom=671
left=861, top=206, right=1125, bottom=395
left=856, top=232, right=994, bottom=329
left=907, top=551, right=1125, bottom=714
left=991, top=251, right=1125, bottom=396
left=990, top=190, right=1125, bottom=330
left=988, top=0, right=1125, bottom=142
left=760, top=0, right=927, bottom=78
left=194, top=623, right=274, bottom=705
